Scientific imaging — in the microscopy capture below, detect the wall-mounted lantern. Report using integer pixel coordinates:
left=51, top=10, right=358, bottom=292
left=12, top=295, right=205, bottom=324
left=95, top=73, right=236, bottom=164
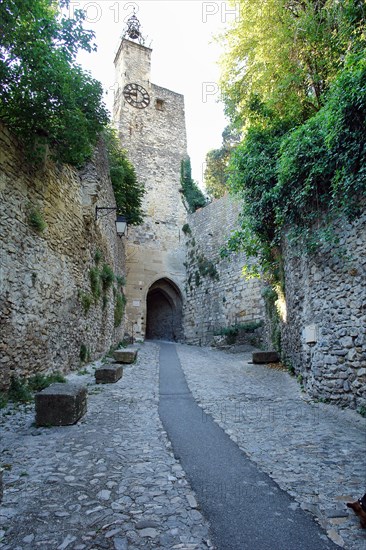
left=95, top=207, right=128, bottom=238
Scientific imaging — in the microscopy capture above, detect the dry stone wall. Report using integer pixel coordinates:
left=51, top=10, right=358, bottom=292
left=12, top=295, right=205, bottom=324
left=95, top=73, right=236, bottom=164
left=183, top=195, right=265, bottom=345
left=281, top=212, right=366, bottom=410
left=0, top=124, right=126, bottom=390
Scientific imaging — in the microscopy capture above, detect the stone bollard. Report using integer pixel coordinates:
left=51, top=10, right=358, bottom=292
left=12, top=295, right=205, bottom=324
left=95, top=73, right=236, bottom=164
left=252, top=351, right=280, bottom=364
left=95, top=364, right=123, bottom=384
left=113, top=347, right=138, bottom=364
left=35, top=383, right=87, bottom=427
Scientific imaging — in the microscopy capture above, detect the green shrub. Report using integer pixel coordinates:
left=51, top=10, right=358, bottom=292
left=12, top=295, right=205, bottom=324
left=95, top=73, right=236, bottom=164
left=100, top=264, right=115, bottom=292
left=80, top=292, right=93, bottom=314
left=114, top=292, right=127, bottom=327
left=214, top=321, right=263, bottom=344
left=116, top=275, right=126, bottom=287
left=8, top=377, right=33, bottom=403
left=28, top=208, right=47, bottom=233
left=89, top=267, right=101, bottom=302
left=283, top=358, right=295, bottom=376
left=94, top=249, right=103, bottom=265
left=116, top=339, right=129, bottom=348
left=28, top=372, right=66, bottom=392
left=226, top=54, right=366, bottom=282
left=182, top=223, right=192, bottom=235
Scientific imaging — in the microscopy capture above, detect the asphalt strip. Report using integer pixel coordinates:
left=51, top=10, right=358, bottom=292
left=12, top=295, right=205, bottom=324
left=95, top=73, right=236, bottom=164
left=158, top=342, right=338, bottom=550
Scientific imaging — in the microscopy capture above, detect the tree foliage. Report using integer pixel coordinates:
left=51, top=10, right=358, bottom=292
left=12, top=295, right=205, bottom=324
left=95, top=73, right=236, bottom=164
left=181, top=158, right=206, bottom=212
left=225, top=53, right=366, bottom=278
left=219, top=0, right=366, bottom=282
left=205, top=148, right=229, bottom=199
left=104, top=127, right=145, bottom=226
left=0, top=0, right=109, bottom=165
left=220, top=0, right=365, bottom=128
left=204, top=125, right=241, bottom=199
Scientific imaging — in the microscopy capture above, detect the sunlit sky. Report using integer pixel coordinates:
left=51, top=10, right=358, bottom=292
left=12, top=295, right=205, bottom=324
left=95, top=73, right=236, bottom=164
left=73, top=0, right=236, bottom=187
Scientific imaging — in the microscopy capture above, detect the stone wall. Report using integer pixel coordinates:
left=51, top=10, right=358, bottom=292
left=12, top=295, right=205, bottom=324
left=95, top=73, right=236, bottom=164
left=281, top=212, right=366, bottom=409
left=0, top=123, right=126, bottom=390
left=183, top=195, right=265, bottom=345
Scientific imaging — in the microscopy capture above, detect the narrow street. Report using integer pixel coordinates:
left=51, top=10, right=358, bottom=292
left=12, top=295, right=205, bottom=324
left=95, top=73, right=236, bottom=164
left=0, top=342, right=365, bottom=549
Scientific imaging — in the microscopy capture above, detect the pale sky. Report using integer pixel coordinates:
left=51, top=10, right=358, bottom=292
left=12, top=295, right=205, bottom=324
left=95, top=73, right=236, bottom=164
left=72, top=0, right=235, bottom=187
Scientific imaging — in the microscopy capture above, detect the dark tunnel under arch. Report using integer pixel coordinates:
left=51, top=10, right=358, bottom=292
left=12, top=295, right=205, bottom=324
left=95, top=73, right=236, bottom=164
left=145, top=278, right=183, bottom=341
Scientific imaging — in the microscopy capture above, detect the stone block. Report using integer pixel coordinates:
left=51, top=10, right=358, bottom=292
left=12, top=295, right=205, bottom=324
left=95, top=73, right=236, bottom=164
left=113, top=348, right=138, bottom=364
left=252, top=351, right=280, bottom=364
left=0, top=468, right=3, bottom=503
left=95, top=364, right=123, bottom=384
left=35, top=383, right=87, bottom=427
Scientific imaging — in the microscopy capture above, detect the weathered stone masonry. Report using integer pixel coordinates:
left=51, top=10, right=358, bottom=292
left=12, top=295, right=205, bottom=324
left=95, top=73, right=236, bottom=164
left=0, top=123, right=126, bottom=389
left=183, top=195, right=265, bottom=345
left=183, top=192, right=365, bottom=411
left=282, top=212, right=366, bottom=409
left=113, top=39, right=187, bottom=341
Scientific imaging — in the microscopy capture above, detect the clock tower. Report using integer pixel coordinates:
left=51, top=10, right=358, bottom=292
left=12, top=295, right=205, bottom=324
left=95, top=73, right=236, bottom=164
left=113, top=13, right=188, bottom=342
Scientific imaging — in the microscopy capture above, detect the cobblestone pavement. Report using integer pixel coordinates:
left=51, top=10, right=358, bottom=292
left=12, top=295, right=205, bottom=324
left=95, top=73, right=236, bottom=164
left=0, top=343, right=212, bottom=550
left=176, top=344, right=366, bottom=550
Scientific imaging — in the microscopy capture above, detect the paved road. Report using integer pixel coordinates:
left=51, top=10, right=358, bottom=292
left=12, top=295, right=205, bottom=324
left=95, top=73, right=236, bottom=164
left=0, top=341, right=365, bottom=549
left=159, top=342, right=338, bottom=550
left=176, top=343, right=366, bottom=550
left=0, top=343, right=212, bottom=550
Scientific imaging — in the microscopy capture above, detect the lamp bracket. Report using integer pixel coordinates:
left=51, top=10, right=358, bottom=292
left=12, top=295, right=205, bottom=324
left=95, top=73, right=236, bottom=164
left=95, top=206, right=118, bottom=220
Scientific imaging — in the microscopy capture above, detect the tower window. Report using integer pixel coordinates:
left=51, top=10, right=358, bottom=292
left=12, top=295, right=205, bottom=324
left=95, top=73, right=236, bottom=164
left=155, top=99, right=165, bottom=111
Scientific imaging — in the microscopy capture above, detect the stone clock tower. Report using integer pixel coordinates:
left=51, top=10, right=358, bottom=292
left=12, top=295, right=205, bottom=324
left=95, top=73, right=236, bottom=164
left=113, top=13, right=188, bottom=341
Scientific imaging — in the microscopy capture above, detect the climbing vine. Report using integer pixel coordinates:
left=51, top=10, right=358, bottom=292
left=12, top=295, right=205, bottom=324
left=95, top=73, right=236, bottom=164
left=180, top=158, right=206, bottom=213
left=103, top=127, right=145, bottom=225
left=79, top=250, right=126, bottom=327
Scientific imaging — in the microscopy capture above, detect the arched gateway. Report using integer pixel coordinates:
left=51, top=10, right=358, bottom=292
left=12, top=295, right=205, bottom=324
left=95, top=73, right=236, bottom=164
left=146, top=278, right=183, bottom=341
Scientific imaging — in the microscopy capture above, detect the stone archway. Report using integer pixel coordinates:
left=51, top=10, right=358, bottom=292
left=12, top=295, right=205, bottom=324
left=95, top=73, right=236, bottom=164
left=146, top=278, right=183, bottom=341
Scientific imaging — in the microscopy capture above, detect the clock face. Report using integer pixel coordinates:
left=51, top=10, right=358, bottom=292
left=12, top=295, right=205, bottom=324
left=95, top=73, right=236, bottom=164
left=123, top=83, right=150, bottom=109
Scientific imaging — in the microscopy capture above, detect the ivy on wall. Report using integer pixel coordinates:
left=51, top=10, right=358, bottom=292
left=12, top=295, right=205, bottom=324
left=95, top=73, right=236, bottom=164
left=180, top=158, right=206, bottom=213
left=103, top=127, right=145, bottom=225
left=79, top=250, right=126, bottom=328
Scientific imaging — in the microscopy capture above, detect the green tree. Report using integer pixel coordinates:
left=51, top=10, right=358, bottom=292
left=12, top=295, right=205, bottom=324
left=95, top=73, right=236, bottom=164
left=204, top=125, right=241, bottom=199
left=204, top=148, right=229, bottom=199
left=219, top=0, right=365, bottom=282
left=181, top=158, right=206, bottom=212
left=224, top=53, right=366, bottom=279
left=276, top=53, right=366, bottom=229
left=0, top=0, right=109, bottom=165
left=103, top=127, right=145, bottom=225
left=220, top=0, right=365, bottom=128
